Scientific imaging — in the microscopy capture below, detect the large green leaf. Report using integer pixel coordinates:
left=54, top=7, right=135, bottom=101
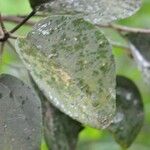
left=29, top=0, right=141, bottom=24
left=0, top=74, right=42, bottom=150
left=108, top=76, right=144, bottom=148
left=16, top=15, right=116, bottom=129
left=126, top=33, right=150, bottom=84
left=30, top=76, right=83, bottom=150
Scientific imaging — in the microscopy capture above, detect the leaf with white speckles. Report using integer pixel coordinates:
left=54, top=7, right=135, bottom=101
left=29, top=0, right=141, bottom=24
left=108, top=76, right=144, bottom=148
left=30, top=76, right=83, bottom=150
left=16, top=15, right=116, bottom=129
left=0, top=74, right=42, bottom=150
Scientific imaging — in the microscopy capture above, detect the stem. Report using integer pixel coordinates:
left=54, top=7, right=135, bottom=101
left=2, top=16, right=35, bottom=26
left=111, top=41, right=133, bottom=58
left=10, top=10, right=36, bottom=33
left=0, top=13, right=6, bottom=33
left=97, top=23, right=150, bottom=34
left=111, top=41, right=129, bottom=50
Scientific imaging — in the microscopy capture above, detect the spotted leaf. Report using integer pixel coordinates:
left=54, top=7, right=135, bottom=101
left=29, top=0, right=141, bottom=24
left=108, top=76, right=144, bottom=148
left=16, top=15, right=116, bottom=129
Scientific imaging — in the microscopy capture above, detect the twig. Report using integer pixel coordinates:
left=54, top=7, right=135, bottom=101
left=17, top=13, right=47, bottom=18
left=2, top=16, right=35, bottom=26
left=110, top=41, right=133, bottom=58
left=10, top=10, right=36, bottom=33
left=110, top=41, right=129, bottom=50
left=0, top=13, right=6, bottom=33
left=2, top=14, right=150, bottom=34
left=97, top=23, right=150, bottom=34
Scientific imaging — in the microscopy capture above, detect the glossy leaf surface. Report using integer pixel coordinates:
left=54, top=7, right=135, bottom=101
left=16, top=15, right=116, bottom=129
left=29, top=0, right=141, bottom=24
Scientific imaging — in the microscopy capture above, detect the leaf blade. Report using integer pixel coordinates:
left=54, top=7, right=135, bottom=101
left=29, top=0, right=141, bottom=24
left=16, top=15, right=116, bottom=129
left=0, top=74, right=42, bottom=150
left=108, top=76, right=144, bottom=148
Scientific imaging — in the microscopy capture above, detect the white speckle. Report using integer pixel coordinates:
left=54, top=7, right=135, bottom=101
left=37, top=45, right=42, bottom=49
left=41, top=24, right=47, bottom=28
left=74, top=37, right=77, bottom=41
left=4, top=124, right=7, bottom=128
left=126, top=92, right=132, bottom=101
left=42, top=30, right=49, bottom=35
left=48, top=53, right=57, bottom=59
left=113, top=112, right=124, bottom=123
left=48, top=92, right=53, bottom=100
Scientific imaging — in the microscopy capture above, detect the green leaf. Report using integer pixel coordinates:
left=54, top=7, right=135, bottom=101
left=16, top=15, right=116, bottom=129
left=126, top=33, right=150, bottom=84
left=30, top=76, right=83, bottom=150
left=0, top=74, right=42, bottom=150
left=108, top=76, right=144, bottom=148
left=30, top=0, right=141, bottom=24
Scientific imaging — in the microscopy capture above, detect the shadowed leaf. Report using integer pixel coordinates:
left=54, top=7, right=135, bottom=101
left=0, top=74, right=42, bottom=150
left=108, top=76, right=144, bottom=148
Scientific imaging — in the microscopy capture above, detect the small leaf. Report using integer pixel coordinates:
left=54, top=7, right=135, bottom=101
left=0, top=74, right=42, bottom=150
left=108, top=76, right=144, bottom=148
left=30, top=0, right=141, bottom=24
left=16, top=15, right=116, bottom=129
left=126, top=33, right=150, bottom=84
left=30, top=76, right=83, bottom=150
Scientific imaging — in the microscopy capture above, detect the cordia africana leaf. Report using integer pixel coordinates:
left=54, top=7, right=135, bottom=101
left=108, top=76, right=144, bottom=148
left=0, top=74, right=42, bottom=150
left=126, top=33, right=150, bottom=84
left=29, top=0, right=141, bottom=25
left=16, top=15, right=116, bottom=129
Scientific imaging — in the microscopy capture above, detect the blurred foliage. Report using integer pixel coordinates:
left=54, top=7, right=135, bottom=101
left=0, top=0, right=150, bottom=150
